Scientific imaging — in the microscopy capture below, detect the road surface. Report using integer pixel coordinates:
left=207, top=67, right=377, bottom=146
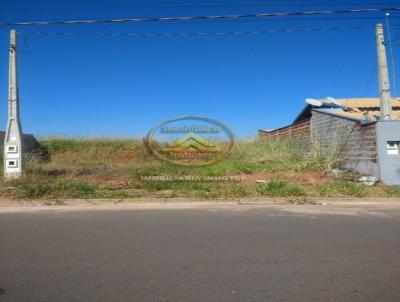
left=1, top=203, right=400, bottom=301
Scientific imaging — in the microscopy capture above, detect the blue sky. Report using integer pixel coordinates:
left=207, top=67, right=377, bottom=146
left=1, top=0, right=400, bottom=138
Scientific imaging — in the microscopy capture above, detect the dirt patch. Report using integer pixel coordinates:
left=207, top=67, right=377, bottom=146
left=239, top=170, right=330, bottom=186
left=110, top=149, right=138, bottom=162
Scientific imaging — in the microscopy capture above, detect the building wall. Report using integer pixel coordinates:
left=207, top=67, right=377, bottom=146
left=258, top=118, right=310, bottom=141
left=376, top=120, right=400, bottom=185
left=311, top=111, right=378, bottom=177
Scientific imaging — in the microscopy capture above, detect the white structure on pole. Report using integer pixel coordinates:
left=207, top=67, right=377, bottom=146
left=4, top=29, right=23, bottom=179
left=376, top=23, right=393, bottom=120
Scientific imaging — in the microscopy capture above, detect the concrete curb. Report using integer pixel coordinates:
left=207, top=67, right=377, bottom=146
left=0, top=197, right=399, bottom=207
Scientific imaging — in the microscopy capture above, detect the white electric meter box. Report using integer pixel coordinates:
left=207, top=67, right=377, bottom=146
left=7, top=145, right=18, bottom=153
left=387, top=141, right=400, bottom=155
left=4, top=143, right=22, bottom=176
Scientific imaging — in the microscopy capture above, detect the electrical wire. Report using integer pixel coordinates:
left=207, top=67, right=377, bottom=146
left=1, top=7, right=400, bottom=27
left=386, top=14, right=397, bottom=95
left=21, top=25, right=375, bottom=38
left=3, top=2, right=400, bottom=11
left=361, top=65, right=377, bottom=97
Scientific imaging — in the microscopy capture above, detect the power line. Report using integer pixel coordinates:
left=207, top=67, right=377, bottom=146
left=21, top=25, right=374, bottom=38
left=3, top=2, right=400, bottom=11
left=386, top=14, right=397, bottom=95
left=361, top=65, right=377, bottom=97
left=2, top=7, right=400, bottom=27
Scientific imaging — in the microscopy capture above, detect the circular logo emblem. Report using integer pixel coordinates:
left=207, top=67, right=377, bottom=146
left=146, top=116, right=235, bottom=166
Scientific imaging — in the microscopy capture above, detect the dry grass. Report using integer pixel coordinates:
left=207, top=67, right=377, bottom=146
left=0, top=137, right=396, bottom=199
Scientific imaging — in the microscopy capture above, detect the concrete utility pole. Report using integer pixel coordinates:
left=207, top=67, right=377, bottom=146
left=376, top=23, right=393, bottom=120
left=4, top=29, right=23, bottom=179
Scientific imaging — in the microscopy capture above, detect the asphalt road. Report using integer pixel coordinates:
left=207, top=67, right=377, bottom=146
left=1, top=203, right=400, bottom=302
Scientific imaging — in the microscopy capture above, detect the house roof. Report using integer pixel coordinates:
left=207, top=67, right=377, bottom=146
left=339, top=98, right=400, bottom=108
left=294, top=98, right=400, bottom=124
left=261, top=97, right=400, bottom=134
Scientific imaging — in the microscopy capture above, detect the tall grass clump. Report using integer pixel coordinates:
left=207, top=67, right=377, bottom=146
left=386, top=186, right=400, bottom=197
left=9, top=176, right=99, bottom=199
left=256, top=178, right=305, bottom=197
left=39, top=137, right=149, bottom=167
left=36, top=136, right=344, bottom=176
left=316, top=180, right=371, bottom=197
left=226, top=138, right=343, bottom=174
left=40, top=137, right=142, bottom=153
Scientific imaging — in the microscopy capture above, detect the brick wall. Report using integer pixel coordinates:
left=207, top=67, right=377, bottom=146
left=258, top=118, right=310, bottom=141
left=311, top=111, right=357, bottom=151
left=311, top=111, right=378, bottom=176
left=259, top=111, right=378, bottom=176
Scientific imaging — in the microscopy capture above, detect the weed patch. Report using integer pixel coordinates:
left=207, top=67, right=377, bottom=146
left=256, top=179, right=306, bottom=197
left=0, top=137, right=394, bottom=199
left=316, top=180, right=371, bottom=197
